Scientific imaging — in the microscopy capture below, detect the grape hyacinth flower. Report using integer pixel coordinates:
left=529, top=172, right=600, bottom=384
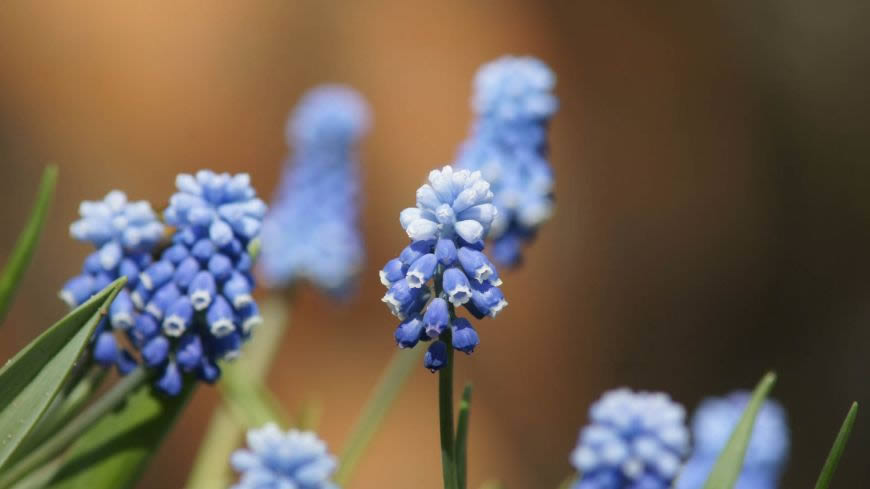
left=231, top=423, right=339, bottom=489
left=60, top=191, right=164, bottom=374
left=675, top=392, right=790, bottom=489
left=571, top=388, right=690, bottom=489
left=456, top=55, right=558, bottom=266
left=260, top=85, right=369, bottom=296
left=59, top=170, right=267, bottom=395
left=380, top=165, right=506, bottom=371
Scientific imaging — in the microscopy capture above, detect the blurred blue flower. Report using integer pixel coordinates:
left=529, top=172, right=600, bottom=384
left=231, top=423, right=339, bottom=489
left=675, top=392, right=789, bottom=489
left=260, top=85, right=370, bottom=295
left=457, top=55, right=558, bottom=266
left=381, top=165, right=506, bottom=371
left=60, top=171, right=266, bottom=395
left=571, top=388, right=690, bottom=489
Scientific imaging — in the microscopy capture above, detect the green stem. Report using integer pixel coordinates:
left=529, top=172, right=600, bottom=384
left=0, top=367, right=149, bottom=489
left=185, top=294, right=291, bottom=489
left=455, top=383, right=473, bottom=489
left=439, top=329, right=457, bottom=489
left=334, top=347, right=424, bottom=486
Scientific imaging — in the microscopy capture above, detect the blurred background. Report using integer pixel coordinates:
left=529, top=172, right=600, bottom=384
left=1, top=1, right=869, bottom=487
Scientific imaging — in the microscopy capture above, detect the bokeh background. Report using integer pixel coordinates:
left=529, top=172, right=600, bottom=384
left=1, top=1, right=869, bottom=487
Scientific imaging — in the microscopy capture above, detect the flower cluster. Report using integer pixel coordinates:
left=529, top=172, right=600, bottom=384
left=571, top=389, right=690, bottom=489
left=676, top=392, right=790, bottom=489
left=60, top=191, right=165, bottom=375
left=456, top=55, right=558, bottom=266
left=231, top=423, right=339, bottom=489
left=380, top=165, right=506, bottom=370
left=60, top=171, right=266, bottom=395
left=260, top=85, right=370, bottom=295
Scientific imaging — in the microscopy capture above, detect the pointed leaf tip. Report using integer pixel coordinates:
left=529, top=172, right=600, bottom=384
left=700, top=372, right=777, bottom=489
left=813, top=402, right=858, bottom=489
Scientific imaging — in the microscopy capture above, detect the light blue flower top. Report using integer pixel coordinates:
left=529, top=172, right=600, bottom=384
left=381, top=165, right=505, bottom=371
left=572, top=389, right=690, bottom=489
left=231, top=423, right=339, bottom=489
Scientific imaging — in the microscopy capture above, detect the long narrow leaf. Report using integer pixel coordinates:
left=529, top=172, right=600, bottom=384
left=0, top=276, right=124, bottom=470
left=0, top=165, right=58, bottom=325
left=43, top=381, right=195, bottom=489
left=455, top=383, right=473, bottom=489
left=813, top=402, right=858, bottom=489
left=701, top=372, right=777, bottom=489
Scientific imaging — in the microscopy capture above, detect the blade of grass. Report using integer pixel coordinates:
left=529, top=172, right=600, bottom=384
left=701, top=372, right=777, bottom=489
left=813, top=402, right=858, bottom=489
left=455, top=383, right=473, bottom=489
left=334, top=347, right=423, bottom=486
left=0, top=165, right=58, bottom=325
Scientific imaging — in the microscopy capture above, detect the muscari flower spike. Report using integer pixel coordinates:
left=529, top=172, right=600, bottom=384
left=571, top=388, right=690, bottom=489
left=456, top=55, right=558, bottom=266
left=60, top=191, right=164, bottom=374
left=231, top=423, right=339, bottom=489
left=59, top=171, right=266, bottom=396
left=260, top=85, right=370, bottom=295
left=675, top=392, right=789, bottom=489
left=380, top=165, right=506, bottom=371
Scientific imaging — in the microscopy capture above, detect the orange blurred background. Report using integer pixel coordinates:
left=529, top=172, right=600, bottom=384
left=1, top=1, right=869, bottom=488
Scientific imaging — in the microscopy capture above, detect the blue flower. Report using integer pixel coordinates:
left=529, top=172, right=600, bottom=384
left=675, top=392, right=789, bottom=489
left=571, top=389, right=690, bottom=489
left=259, top=85, right=370, bottom=295
left=164, top=170, right=267, bottom=248
left=60, top=191, right=163, bottom=373
left=60, top=171, right=266, bottom=395
left=381, top=165, right=505, bottom=371
left=231, top=423, right=339, bottom=489
left=456, top=56, right=558, bottom=266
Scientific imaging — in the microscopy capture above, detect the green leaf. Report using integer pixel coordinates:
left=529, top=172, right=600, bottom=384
left=43, top=381, right=195, bottom=489
left=701, top=372, right=777, bottom=489
left=813, top=402, right=858, bottom=489
left=0, top=165, right=58, bottom=325
left=0, top=276, right=123, bottom=471
left=455, top=383, right=473, bottom=489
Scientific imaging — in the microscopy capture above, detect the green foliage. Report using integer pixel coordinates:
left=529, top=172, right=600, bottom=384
left=43, top=381, right=194, bottom=489
left=813, top=402, right=858, bottom=489
left=0, top=276, right=124, bottom=471
left=335, top=347, right=423, bottom=486
left=701, top=372, right=777, bottom=489
left=455, top=383, right=473, bottom=489
left=0, top=165, right=58, bottom=325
